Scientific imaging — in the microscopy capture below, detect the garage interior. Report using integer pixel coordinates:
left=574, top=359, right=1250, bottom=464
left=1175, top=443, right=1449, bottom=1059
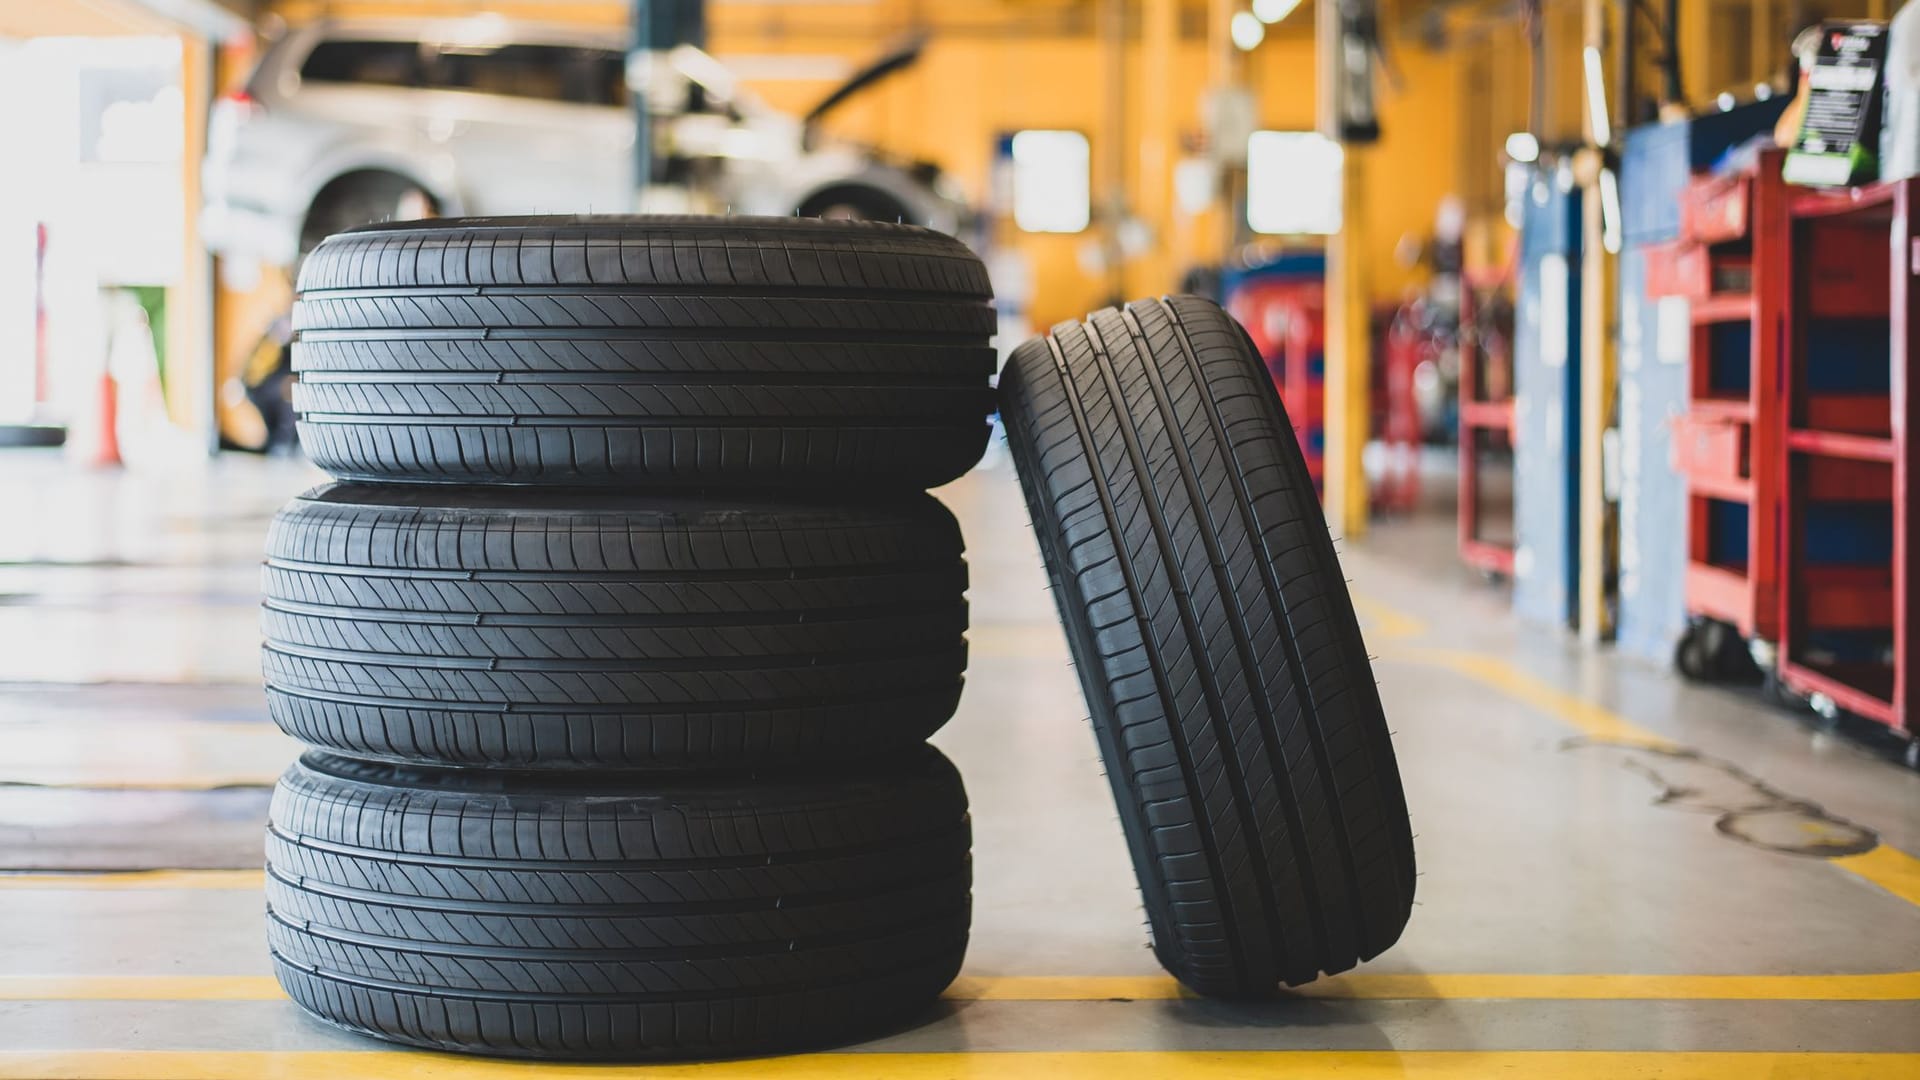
left=1, top=0, right=1917, bottom=1077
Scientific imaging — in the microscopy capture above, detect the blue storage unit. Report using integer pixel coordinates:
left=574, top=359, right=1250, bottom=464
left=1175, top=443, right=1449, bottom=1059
left=1614, top=101, right=1789, bottom=662
left=1617, top=115, right=1694, bottom=661
left=1622, top=120, right=1690, bottom=246
left=1513, top=166, right=1584, bottom=628
left=1616, top=238, right=1691, bottom=659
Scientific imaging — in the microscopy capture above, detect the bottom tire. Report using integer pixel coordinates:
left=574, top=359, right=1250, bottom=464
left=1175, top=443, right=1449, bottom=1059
left=266, top=748, right=972, bottom=1060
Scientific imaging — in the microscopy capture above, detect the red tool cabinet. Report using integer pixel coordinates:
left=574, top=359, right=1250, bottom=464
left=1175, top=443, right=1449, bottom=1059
left=1458, top=271, right=1517, bottom=576
left=1226, top=279, right=1326, bottom=493
left=1653, top=151, right=1790, bottom=668
left=1777, top=177, right=1917, bottom=738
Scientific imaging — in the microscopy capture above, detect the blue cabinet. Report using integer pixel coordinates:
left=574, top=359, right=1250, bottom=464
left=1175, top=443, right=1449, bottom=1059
left=1513, top=167, right=1584, bottom=628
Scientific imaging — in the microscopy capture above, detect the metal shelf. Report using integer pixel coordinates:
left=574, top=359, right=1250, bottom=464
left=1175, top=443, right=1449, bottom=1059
left=1690, top=293, right=1755, bottom=324
left=1675, top=151, right=1787, bottom=644
left=1777, top=176, right=1916, bottom=737
left=1786, top=429, right=1897, bottom=463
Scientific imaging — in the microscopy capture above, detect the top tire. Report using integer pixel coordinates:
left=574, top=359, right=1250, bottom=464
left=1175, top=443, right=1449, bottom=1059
left=292, top=216, right=997, bottom=490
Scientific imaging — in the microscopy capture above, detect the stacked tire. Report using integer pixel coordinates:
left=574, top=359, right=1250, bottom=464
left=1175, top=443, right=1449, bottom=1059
left=261, top=216, right=995, bottom=1060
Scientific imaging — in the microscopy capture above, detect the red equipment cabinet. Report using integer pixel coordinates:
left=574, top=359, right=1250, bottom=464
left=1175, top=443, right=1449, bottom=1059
left=1656, top=152, right=1790, bottom=672
left=1458, top=270, right=1517, bottom=576
left=1375, top=303, right=1426, bottom=514
left=1227, top=280, right=1326, bottom=494
left=1777, top=177, right=1917, bottom=740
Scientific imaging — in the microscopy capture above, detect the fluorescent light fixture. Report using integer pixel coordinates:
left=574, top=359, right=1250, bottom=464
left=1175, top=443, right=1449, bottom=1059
left=1246, top=130, right=1343, bottom=235
left=449, top=13, right=510, bottom=48
left=1582, top=45, right=1611, bottom=146
left=1231, top=11, right=1266, bottom=51
left=1254, top=0, right=1303, bottom=23
left=1505, top=132, right=1540, bottom=163
left=1010, top=130, right=1092, bottom=233
left=1599, top=167, right=1622, bottom=255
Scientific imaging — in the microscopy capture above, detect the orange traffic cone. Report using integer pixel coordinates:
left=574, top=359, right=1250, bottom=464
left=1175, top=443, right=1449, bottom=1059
left=86, top=369, right=121, bottom=468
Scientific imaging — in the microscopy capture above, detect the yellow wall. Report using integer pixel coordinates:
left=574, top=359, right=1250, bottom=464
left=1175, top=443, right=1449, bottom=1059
left=251, top=0, right=1470, bottom=327
left=711, top=2, right=1462, bottom=325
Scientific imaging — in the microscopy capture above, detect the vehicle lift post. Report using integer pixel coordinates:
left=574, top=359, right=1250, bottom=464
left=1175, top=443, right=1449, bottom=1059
left=630, top=1, right=706, bottom=204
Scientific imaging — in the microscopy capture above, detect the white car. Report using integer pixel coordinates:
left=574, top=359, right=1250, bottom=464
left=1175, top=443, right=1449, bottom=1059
left=202, top=16, right=967, bottom=268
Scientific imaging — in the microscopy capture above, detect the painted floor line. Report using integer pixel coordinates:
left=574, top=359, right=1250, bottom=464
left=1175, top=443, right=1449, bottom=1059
left=5, top=971, right=1915, bottom=1003
left=1833, top=845, right=1920, bottom=908
left=0, top=871, right=264, bottom=891
left=1350, top=593, right=1429, bottom=642
left=0, top=1050, right=1912, bottom=1080
left=1383, top=645, right=1677, bottom=748
left=1372, top=632, right=1920, bottom=916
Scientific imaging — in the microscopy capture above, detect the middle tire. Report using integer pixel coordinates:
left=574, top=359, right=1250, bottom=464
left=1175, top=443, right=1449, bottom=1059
left=262, top=483, right=968, bottom=770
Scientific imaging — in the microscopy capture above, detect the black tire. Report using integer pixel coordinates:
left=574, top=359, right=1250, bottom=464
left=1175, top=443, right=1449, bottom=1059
left=998, top=296, right=1416, bottom=995
left=262, top=483, right=967, bottom=770
left=291, top=216, right=996, bottom=490
left=267, top=747, right=971, bottom=1060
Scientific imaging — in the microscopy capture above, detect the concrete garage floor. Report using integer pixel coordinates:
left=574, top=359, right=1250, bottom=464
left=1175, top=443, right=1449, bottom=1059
left=0, top=446, right=1916, bottom=1078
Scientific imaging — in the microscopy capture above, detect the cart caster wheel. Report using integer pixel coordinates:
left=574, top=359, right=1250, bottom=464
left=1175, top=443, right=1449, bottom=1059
left=1675, top=624, right=1714, bottom=682
left=1674, top=620, right=1762, bottom=685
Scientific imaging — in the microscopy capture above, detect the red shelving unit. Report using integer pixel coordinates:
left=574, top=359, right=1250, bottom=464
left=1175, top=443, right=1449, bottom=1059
left=1458, top=270, right=1516, bottom=576
left=1656, top=151, right=1790, bottom=668
left=1226, top=278, right=1326, bottom=494
left=1777, top=176, right=1916, bottom=737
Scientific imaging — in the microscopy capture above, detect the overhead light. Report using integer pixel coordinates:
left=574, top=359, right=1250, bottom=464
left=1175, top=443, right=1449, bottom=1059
left=1505, top=132, right=1540, bottom=163
left=1717, top=92, right=1737, bottom=111
left=1254, top=0, right=1303, bottom=23
left=1582, top=45, right=1611, bottom=146
left=1010, top=130, right=1092, bottom=233
left=1231, top=11, right=1266, bottom=51
left=1246, top=131, right=1343, bottom=235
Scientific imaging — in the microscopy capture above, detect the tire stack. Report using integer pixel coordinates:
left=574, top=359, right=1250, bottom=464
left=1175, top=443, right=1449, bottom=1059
left=259, top=216, right=997, bottom=1060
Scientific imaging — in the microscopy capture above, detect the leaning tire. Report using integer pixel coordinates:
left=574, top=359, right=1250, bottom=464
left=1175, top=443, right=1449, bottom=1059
left=262, top=483, right=967, bottom=770
left=291, top=216, right=996, bottom=490
left=998, top=296, right=1416, bottom=994
left=267, top=746, right=971, bottom=1060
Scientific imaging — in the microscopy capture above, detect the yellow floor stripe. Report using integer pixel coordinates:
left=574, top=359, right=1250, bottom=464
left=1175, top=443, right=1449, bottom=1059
left=0, top=977, right=283, bottom=1001
left=0, top=870, right=264, bottom=891
left=0, top=1050, right=1910, bottom=1079
left=1384, top=646, right=1676, bottom=748
left=1832, top=845, right=1920, bottom=908
left=6, top=970, right=1915, bottom=1004
left=1351, top=593, right=1429, bottom=641
left=1385, top=643, right=1920, bottom=912
left=1384, top=643, right=1920, bottom=912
